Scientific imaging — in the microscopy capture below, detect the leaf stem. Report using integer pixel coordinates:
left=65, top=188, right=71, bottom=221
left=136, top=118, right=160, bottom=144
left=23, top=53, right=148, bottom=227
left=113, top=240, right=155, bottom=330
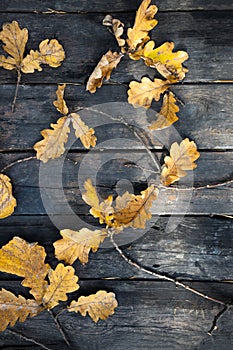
left=48, top=309, right=70, bottom=346
left=7, top=328, right=53, bottom=350
left=12, top=69, right=21, bottom=113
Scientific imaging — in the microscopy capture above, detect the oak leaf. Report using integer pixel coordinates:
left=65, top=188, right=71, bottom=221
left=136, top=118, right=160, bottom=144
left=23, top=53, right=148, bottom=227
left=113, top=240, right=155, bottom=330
left=0, top=174, right=17, bottom=219
left=114, top=185, right=159, bottom=229
left=82, top=179, right=114, bottom=226
left=0, top=289, right=41, bottom=331
left=161, top=138, right=200, bottom=186
left=127, top=0, right=158, bottom=51
left=148, top=91, right=179, bottom=130
left=70, top=113, right=97, bottom=149
left=67, top=290, right=118, bottom=322
left=103, top=15, right=126, bottom=50
left=53, top=83, right=69, bottom=115
left=128, top=77, right=170, bottom=108
left=0, top=237, right=50, bottom=302
left=86, top=50, right=123, bottom=93
left=42, top=263, right=79, bottom=309
left=54, top=228, right=108, bottom=265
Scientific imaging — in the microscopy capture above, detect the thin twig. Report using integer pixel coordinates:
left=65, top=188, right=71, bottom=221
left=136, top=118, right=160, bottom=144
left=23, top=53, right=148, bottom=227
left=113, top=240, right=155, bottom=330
left=0, top=156, right=37, bottom=173
left=7, top=328, right=53, bottom=350
left=108, top=231, right=226, bottom=306
left=159, top=178, right=233, bottom=191
left=48, top=309, right=70, bottom=347
left=207, top=305, right=229, bottom=335
left=12, top=70, right=21, bottom=113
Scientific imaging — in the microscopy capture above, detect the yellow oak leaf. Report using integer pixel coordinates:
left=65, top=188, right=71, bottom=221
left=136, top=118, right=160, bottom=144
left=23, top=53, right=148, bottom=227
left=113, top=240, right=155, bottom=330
left=67, top=290, right=118, bottom=322
left=127, top=0, right=158, bottom=51
left=0, top=237, right=50, bottom=302
left=128, top=77, right=170, bottom=108
left=34, top=116, right=71, bottom=163
left=113, top=185, right=159, bottom=229
left=103, top=15, right=126, bottom=49
left=86, top=50, right=123, bottom=93
left=42, top=263, right=79, bottom=309
left=161, top=138, right=200, bottom=186
left=70, top=113, right=97, bottom=149
left=54, top=228, right=108, bottom=265
left=82, top=179, right=114, bottom=226
left=0, top=174, right=17, bottom=219
left=53, top=83, right=69, bottom=116
left=0, top=289, right=42, bottom=331
left=148, top=91, right=179, bottom=130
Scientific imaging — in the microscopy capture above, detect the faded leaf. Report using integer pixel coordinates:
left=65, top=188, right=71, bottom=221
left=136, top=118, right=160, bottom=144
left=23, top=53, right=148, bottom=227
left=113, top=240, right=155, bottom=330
left=67, top=290, right=118, bottom=322
left=0, top=289, right=41, bottom=331
left=161, top=138, right=200, bottom=186
left=42, top=263, right=79, bottom=309
left=148, top=92, right=179, bottom=130
left=53, top=83, right=69, bottom=115
left=127, top=0, right=158, bottom=51
left=0, top=174, right=17, bottom=219
left=38, top=39, right=65, bottom=68
left=70, top=113, right=97, bottom=149
left=86, top=50, right=123, bottom=93
left=114, top=185, right=158, bottom=229
left=34, top=116, right=71, bottom=163
left=128, top=77, right=170, bottom=108
left=0, top=237, right=49, bottom=302
left=82, top=179, right=114, bottom=226
left=54, top=228, right=108, bottom=265
left=103, top=15, right=125, bottom=49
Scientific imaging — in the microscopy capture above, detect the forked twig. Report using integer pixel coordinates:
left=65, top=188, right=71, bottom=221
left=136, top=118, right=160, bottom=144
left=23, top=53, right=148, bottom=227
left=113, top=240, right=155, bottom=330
left=48, top=309, right=70, bottom=346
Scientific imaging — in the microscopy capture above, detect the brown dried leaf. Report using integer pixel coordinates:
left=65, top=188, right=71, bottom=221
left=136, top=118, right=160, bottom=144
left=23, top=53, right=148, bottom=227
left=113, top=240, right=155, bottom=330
left=148, top=91, right=179, bottom=130
left=54, top=228, right=108, bottom=265
left=103, top=15, right=125, bottom=49
left=0, top=174, right=17, bottom=219
left=0, top=237, right=49, bottom=302
left=34, top=116, right=71, bottom=163
left=114, top=185, right=158, bottom=229
left=53, top=84, right=69, bottom=115
left=161, top=138, right=200, bottom=186
left=127, top=0, right=158, bottom=51
left=82, top=179, right=114, bottom=226
left=70, top=113, right=97, bottom=149
left=42, top=263, right=79, bottom=309
left=128, top=77, right=170, bottom=108
left=86, top=50, right=123, bottom=93
left=67, top=290, right=118, bottom=322
left=0, top=289, right=42, bottom=331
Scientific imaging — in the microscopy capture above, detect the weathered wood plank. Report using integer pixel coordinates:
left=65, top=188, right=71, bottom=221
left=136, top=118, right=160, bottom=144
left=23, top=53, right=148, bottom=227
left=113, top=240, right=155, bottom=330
left=0, top=84, right=232, bottom=151
left=0, top=216, right=232, bottom=281
left=0, top=0, right=232, bottom=12
left=0, top=12, right=232, bottom=83
left=0, top=280, right=232, bottom=350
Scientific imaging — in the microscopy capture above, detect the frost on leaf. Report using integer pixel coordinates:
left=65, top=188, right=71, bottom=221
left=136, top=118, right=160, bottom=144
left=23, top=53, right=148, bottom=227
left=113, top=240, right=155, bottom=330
left=67, top=290, right=118, bottom=322
left=127, top=0, right=158, bottom=51
left=54, top=228, right=108, bottom=265
left=0, top=237, right=49, bottom=302
left=161, top=138, right=200, bottom=186
left=0, top=174, right=17, bottom=219
left=42, top=263, right=79, bottom=309
left=148, top=91, right=179, bottom=130
left=128, top=77, right=170, bottom=108
left=86, top=50, right=123, bottom=93
left=0, top=289, right=41, bottom=331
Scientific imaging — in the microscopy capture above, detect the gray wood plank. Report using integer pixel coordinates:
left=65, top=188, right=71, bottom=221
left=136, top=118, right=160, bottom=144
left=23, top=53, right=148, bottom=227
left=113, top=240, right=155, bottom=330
left=0, top=280, right=232, bottom=350
left=0, top=84, right=232, bottom=151
left=0, top=12, right=232, bottom=83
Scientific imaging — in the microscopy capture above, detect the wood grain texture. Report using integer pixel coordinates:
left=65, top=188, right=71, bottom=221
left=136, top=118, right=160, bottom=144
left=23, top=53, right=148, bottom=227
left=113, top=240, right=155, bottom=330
left=0, top=12, right=232, bottom=83
left=0, top=84, right=232, bottom=151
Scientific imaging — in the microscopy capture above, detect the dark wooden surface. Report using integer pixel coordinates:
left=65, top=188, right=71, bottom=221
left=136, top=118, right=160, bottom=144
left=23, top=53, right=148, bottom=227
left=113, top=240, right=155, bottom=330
left=0, top=1, right=233, bottom=349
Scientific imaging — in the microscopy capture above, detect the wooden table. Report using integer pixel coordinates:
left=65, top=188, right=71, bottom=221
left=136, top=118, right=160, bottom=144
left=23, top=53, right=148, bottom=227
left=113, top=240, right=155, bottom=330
left=0, top=1, right=232, bottom=349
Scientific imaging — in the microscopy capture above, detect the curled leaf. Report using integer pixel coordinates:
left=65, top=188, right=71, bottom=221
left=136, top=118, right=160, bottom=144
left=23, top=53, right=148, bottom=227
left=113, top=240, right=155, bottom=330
left=34, top=116, right=71, bottom=163
left=86, top=50, right=123, bottom=93
left=148, top=91, right=179, bottom=130
left=42, top=263, right=79, bottom=309
left=128, top=77, right=170, bottom=108
left=67, top=290, right=118, bottom=322
left=53, top=83, right=69, bottom=115
left=0, top=289, right=41, bottom=331
left=70, top=113, right=97, bottom=149
left=161, top=138, right=200, bottom=186
left=0, top=174, right=17, bottom=219
left=127, top=0, right=158, bottom=51
left=54, top=228, right=108, bottom=265
left=103, top=15, right=126, bottom=49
